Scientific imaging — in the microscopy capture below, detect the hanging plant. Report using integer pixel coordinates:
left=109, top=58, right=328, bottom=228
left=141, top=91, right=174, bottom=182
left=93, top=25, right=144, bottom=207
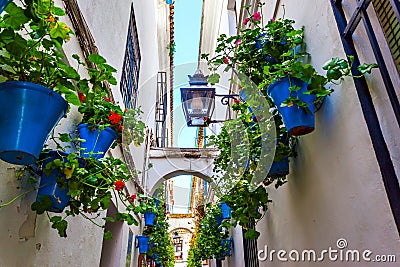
left=75, top=54, right=146, bottom=158
left=189, top=203, right=231, bottom=260
left=203, top=2, right=377, bottom=136
left=146, top=204, right=175, bottom=267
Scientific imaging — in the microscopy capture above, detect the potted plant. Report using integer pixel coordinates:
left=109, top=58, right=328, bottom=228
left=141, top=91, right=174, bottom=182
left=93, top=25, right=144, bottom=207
left=219, top=202, right=231, bottom=219
left=207, top=97, right=287, bottom=239
left=0, top=1, right=82, bottom=165
left=74, top=54, right=146, bottom=159
left=136, top=235, right=150, bottom=254
left=35, top=151, right=85, bottom=212
left=146, top=204, right=175, bottom=267
left=261, top=53, right=377, bottom=136
left=0, top=0, right=11, bottom=14
left=195, top=203, right=231, bottom=260
left=218, top=237, right=233, bottom=258
left=134, top=193, right=159, bottom=226
left=230, top=98, right=297, bottom=178
left=203, top=3, right=377, bottom=136
left=266, top=131, right=296, bottom=179
left=30, top=149, right=140, bottom=238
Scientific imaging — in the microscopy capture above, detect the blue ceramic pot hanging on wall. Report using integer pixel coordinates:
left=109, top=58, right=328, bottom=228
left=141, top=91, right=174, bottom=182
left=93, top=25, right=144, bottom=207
left=0, top=0, right=11, bottom=14
left=267, top=77, right=315, bottom=136
left=0, top=81, right=68, bottom=165
left=77, top=124, right=118, bottom=159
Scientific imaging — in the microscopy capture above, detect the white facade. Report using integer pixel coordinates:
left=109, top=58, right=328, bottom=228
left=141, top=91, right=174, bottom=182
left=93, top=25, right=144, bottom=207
left=1, top=0, right=399, bottom=266
left=0, top=0, right=170, bottom=266
left=201, top=0, right=400, bottom=266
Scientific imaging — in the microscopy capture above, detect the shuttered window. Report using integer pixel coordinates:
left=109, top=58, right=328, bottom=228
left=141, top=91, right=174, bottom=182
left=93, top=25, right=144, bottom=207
left=372, top=0, right=400, bottom=74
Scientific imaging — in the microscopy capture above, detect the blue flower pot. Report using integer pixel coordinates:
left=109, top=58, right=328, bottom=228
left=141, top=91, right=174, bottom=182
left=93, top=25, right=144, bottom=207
left=0, top=81, right=68, bottom=165
left=77, top=124, right=118, bottom=159
left=136, top=235, right=150, bottom=254
left=268, top=158, right=289, bottom=178
left=219, top=238, right=233, bottom=258
left=220, top=202, right=231, bottom=219
left=149, top=253, right=159, bottom=264
left=144, top=212, right=156, bottom=226
left=269, top=133, right=290, bottom=177
left=36, top=151, right=84, bottom=213
left=216, top=216, right=223, bottom=225
left=0, top=0, right=11, bottom=14
left=267, top=77, right=315, bottom=136
left=154, top=198, right=161, bottom=207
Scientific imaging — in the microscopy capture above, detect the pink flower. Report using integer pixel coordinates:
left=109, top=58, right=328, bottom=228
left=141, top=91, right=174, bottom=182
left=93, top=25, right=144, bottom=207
left=223, top=57, right=229, bottom=64
left=253, top=12, right=261, bottom=21
left=270, top=18, right=275, bottom=22
left=234, top=39, right=242, bottom=47
left=243, top=18, right=250, bottom=25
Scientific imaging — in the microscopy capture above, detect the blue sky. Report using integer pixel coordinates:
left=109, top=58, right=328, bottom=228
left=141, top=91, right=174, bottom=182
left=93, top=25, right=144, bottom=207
left=170, top=0, right=203, bottom=213
left=173, top=0, right=203, bottom=66
left=173, top=0, right=203, bottom=148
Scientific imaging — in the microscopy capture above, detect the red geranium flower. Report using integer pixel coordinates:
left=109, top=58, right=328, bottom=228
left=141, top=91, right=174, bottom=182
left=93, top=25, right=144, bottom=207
left=234, top=99, right=240, bottom=104
left=105, top=97, right=111, bottom=102
left=109, top=111, right=123, bottom=125
left=223, top=57, right=229, bottom=64
left=243, top=17, right=250, bottom=25
left=129, top=193, right=137, bottom=203
left=78, top=92, right=85, bottom=103
left=118, top=124, right=123, bottom=131
left=114, top=180, right=125, bottom=191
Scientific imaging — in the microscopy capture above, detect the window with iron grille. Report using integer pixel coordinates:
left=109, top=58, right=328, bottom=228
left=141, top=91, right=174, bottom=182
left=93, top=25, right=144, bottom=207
left=372, top=0, right=400, bottom=74
left=120, top=4, right=141, bottom=109
left=330, top=0, right=400, bottom=234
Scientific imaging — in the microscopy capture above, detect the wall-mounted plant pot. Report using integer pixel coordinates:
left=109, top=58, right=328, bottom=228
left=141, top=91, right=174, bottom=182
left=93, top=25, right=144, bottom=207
left=144, top=212, right=156, bottom=226
left=0, top=81, right=68, bottom=165
left=268, top=158, right=289, bottom=178
left=267, top=77, right=316, bottom=136
left=149, top=253, right=159, bottom=265
left=155, top=198, right=161, bottom=207
left=36, top=151, right=84, bottom=213
left=220, top=202, right=231, bottom=219
left=219, top=238, right=233, bottom=258
left=77, top=124, right=118, bottom=159
left=0, top=0, right=11, bottom=14
left=136, top=235, right=150, bottom=254
left=216, top=216, right=223, bottom=225
left=268, top=133, right=291, bottom=178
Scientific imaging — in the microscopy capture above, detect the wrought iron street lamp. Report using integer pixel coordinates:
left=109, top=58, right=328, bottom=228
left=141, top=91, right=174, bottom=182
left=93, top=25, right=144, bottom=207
left=172, top=231, right=181, bottom=245
left=180, top=70, right=215, bottom=127
left=180, top=70, right=238, bottom=127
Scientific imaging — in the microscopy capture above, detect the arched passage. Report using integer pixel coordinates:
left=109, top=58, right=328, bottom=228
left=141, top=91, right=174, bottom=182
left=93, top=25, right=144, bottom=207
left=146, top=147, right=218, bottom=194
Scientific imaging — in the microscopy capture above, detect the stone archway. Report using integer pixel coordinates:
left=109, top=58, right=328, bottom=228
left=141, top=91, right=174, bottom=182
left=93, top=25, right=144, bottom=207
left=146, top=147, right=219, bottom=194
